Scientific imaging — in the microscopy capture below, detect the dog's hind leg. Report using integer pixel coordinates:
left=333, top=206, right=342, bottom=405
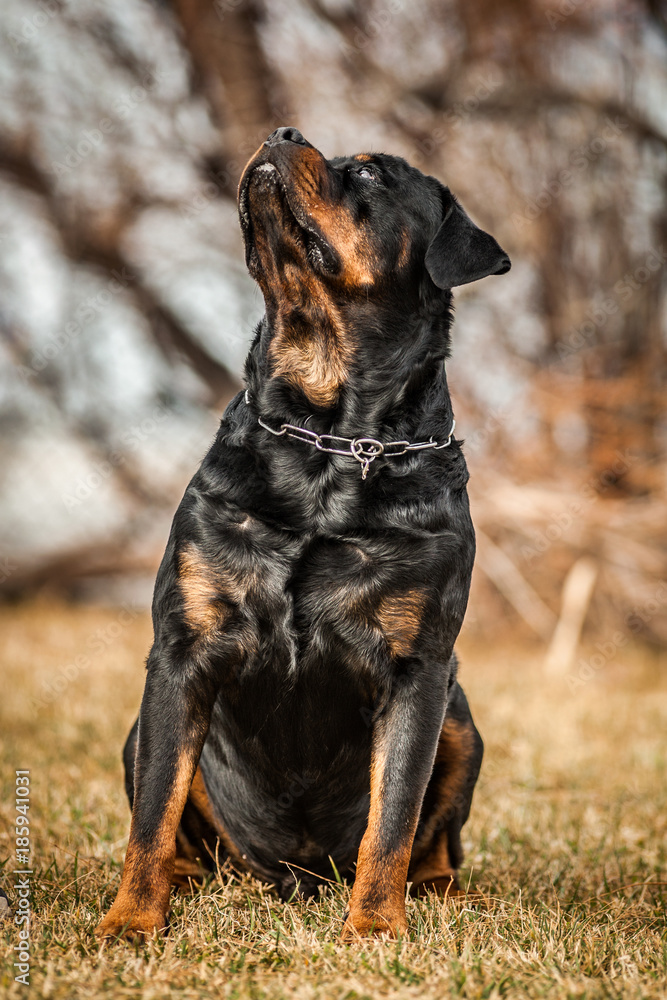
left=408, top=679, right=483, bottom=898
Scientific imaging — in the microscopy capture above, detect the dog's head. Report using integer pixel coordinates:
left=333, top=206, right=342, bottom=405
left=238, top=128, right=510, bottom=407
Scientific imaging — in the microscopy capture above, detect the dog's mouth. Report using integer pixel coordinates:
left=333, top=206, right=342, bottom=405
left=239, top=162, right=338, bottom=278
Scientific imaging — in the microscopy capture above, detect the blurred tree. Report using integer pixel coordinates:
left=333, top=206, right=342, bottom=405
left=0, top=0, right=664, bottom=642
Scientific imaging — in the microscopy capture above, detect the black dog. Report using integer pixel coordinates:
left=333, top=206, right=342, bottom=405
left=96, top=127, right=510, bottom=942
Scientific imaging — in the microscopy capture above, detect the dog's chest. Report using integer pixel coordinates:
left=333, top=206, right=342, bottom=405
left=178, top=512, right=456, bottom=679
left=291, top=536, right=442, bottom=667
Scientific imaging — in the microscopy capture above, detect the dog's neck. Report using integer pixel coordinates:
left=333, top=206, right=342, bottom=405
left=244, top=295, right=455, bottom=442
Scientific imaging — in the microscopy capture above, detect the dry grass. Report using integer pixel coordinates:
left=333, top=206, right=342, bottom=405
left=1, top=600, right=666, bottom=999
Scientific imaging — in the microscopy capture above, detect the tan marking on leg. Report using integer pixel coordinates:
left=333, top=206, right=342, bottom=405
left=188, top=766, right=218, bottom=827
left=409, top=837, right=461, bottom=898
left=175, top=825, right=202, bottom=863
left=375, top=589, right=426, bottom=657
left=409, top=717, right=475, bottom=897
left=342, top=747, right=414, bottom=940
left=95, top=751, right=196, bottom=941
left=186, top=766, right=248, bottom=871
left=172, top=767, right=219, bottom=881
left=172, top=856, right=208, bottom=890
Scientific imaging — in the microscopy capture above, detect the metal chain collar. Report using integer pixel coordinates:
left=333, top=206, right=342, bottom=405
left=244, top=390, right=455, bottom=480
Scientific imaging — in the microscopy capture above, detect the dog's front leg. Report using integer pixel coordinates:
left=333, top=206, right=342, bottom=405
left=95, top=652, right=217, bottom=941
left=342, top=666, right=449, bottom=940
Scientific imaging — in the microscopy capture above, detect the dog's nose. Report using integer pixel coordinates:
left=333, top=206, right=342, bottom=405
left=264, top=126, right=308, bottom=147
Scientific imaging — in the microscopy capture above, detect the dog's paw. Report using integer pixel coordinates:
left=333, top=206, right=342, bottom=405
left=95, top=901, right=169, bottom=943
left=341, top=906, right=407, bottom=940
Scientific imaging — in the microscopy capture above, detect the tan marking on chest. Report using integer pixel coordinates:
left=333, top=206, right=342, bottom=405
left=179, top=545, right=231, bottom=634
left=375, top=589, right=426, bottom=657
left=269, top=337, right=350, bottom=408
left=268, top=298, right=354, bottom=408
left=179, top=542, right=263, bottom=636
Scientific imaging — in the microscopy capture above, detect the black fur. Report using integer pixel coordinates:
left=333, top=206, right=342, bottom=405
left=98, top=127, right=508, bottom=940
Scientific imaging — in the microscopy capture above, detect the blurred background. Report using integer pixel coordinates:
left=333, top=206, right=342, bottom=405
left=1, top=0, right=666, bottom=669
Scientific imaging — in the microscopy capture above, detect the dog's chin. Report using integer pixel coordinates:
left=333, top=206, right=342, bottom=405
left=239, top=163, right=338, bottom=279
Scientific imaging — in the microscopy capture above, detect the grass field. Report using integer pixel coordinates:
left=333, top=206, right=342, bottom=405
left=1, top=600, right=666, bottom=999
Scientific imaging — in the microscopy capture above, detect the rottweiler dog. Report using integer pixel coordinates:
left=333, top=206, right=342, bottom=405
left=96, top=126, right=510, bottom=942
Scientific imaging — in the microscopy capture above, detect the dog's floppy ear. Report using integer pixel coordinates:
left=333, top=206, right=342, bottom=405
left=425, top=194, right=511, bottom=289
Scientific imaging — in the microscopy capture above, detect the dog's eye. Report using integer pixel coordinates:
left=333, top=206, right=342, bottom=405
left=357, top=166, right=377, bottom=181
